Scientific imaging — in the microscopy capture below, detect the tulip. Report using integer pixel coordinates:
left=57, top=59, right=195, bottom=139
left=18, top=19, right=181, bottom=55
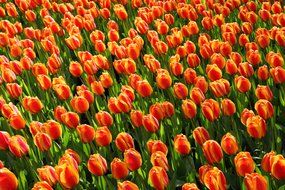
left=118, top=181, right=139, bottom=190
left=130, top=110, right=143, bottom=127
left=136, top=80, right=153, bottom=97
left=147, top=140, right=168, bottom=155
left=187, top=53, right=201, bottom=68
left=194, top=76, right=208, bottom=94
left=70, top=96, right=89, bottom=113
left=182, top=183, right=199, bottom=190
left=32, top=181, right=53, bottom=190
left=55, top=163, right=79, bottom=189
left=87, top=154, right=108, bottom=176
left=124, top=148, right=142, bottom=171
left=34, top=132, right=52, bottom=152
left=255, top=85, right=273, bottom=101
left=261, top=151, right=276, bottom=172
left=95, top=126, right=112, bottom=147
left=69, top=61, right=83, bottom=77
left=174, top=134, right=191, bottom=155
left=142, top=114, right=160, bottom=133
left=162, top=101, right=175, bottom=118
left=54, top=106, right=67, bottom=123
left=181, top=99, right=197, bottom=119
left=115, top=132, right=134, bottom=152
left=6, top=83, right=22, bottom=99
left=244, top=173, right=268, bottom=190
left=37, top=165, right=58, bottom=186
left=150, top=151, right=169, bottom=171
left=95, top=111, right=113, bottom=127
left=0, top=131, right=10, bottom=150
left=173, top=83, right=188, bottom=99
left=76, top=124, right=95, bottom=143
left=234, top=152, right=255, bottom=177
left=184, top=68, right=197, bottom=84
left=0, top=168, right=18, bottom=190
left=257, top=65, right=269, bottom=81
left=202, top=167, right=227, bottom=190
left=8, top=135, right=29, bottom=158
left=246, top=115, right=267, bottom=139
left=221, top=133, right=239, bottom=155
left=203, top=140, right=223, bottom=164
left=36, top=75, right=52, bottom=90
left=149, top=103, right=165, bottom=121
left=270, top=66, right=285, bottom=84
left=241, top=109, right=255, bottom=126
left=156, top=72, right=172, bottom=90
left=9, top=114, right=26, bottom=130
left=61, top=112, right=80, bottom=129
left=254, top=99, right=274, bottom=120
left=206, top=64, right=222, bottom=81
left=209, top=79, right=231, bottom=98
left=271, top=155, right=285, bottom=180
left=190, top=87, right=205, bottom=105
left=111, top=158, right=129, bottom=179
left=201, top=99, right=220, bottom=122
left=99, top=72, right=113, bottom=88
left=148, top=166, right=169, bottom=190
left=235, top=76, right=251, bottom=93
left=221, top=99, right=236, bottom=116
left=193, top=127, right=210, bottom=146
left=41, top=120, right=62, bottom=140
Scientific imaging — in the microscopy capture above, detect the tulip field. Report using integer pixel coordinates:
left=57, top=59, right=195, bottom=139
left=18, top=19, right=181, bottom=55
left=2, top=0, right=285, bottom=189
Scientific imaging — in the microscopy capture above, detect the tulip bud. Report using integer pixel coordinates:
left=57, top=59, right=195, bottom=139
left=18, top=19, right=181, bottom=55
left=32, top=181, right=53, bottom=190
left=37, top=165, right=58, bottom=186
left=193, top=127, right=210, bottom=146
left=182, top=183, right=199, bottom=190
left=270, top=66, right=285, bottom=84
left=95, top=111, right=113, bottom=127
left=55, top=163, right=79, bottom=189
left=124, top=148, right=142, bottom=171
left=87, top=154, right=108, bottom=176
left=115, top=132, right=134, bottom=152
left=271, top=155, right=285, bottom=180
left=142, top=114, right=160, bottom=133
left=181, top=99, right=197, bottom=119
left=0, top=131, right=10, bottom=150
left=9, top=114, right=26, bottom=130
left=8, top=135, right=29, bottom=158
left=6, top=83, right=22, bottom=99
left=221, top=99, right=236, bottom=116
left=0, top=168, right=18, bottom=190
left=147, top=140, right=168, bottom=155
left=201, top=167, right=227, bottom=190
left=95, top=126, right=112, bottom=147
left=221, top=133, right=239, bottom=155
left=255, top=85, right=273, bottom=101
left=70, top=96, right=89, bottom=113
left=54, top=106, right=67, bottom=123
left=203, top=140, right=223, bottom=164
left=118, top=181, right=139, bottom=190
left=34, top=132, right=52, bottom=152
left=254, top=99, right=274, bottom=120
left=148, top=166, right=169, bottom=190
left=234, top=152, right=255, bottom=176
left=244, top=173, right=268, bottom=190
left=206, top=64, right=222, bottom=81
left=111, top=158, right=129, bottom=179
left=241, top=109, right=255, bottom=125
left=150, top=151, right=169, bottom=171
left=261, top=151, right=276, bottom=172
left=174, top=134, right=191, bottom=155
left=235, top=76, right=251, bottom=93
left=184, top=68, right=197, bottom=84
left=246, top=115, right=267, bottom=138
left=130, top=110, right=143, bottom=127
left=156, top=72, right=172, bottom=90
left=201, top=99, right=220, bottom=122
left=149, top=103, right=165, bottom=121
left=61, top=112, right=80, bottom=129
left=257, top=65, right=269, bottom=81
left=76, top=124, right=95, bottom=143
left=136, top=80, right=153, bottom=97
left=173, top=83, right=188, bottom=100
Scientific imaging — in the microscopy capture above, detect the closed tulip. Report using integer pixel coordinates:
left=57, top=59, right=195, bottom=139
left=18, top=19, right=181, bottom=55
left=148, top=166, right=169, bottom=190
left=181, top=99, right=197, bottom=119
left=0, top=131, right=10, bottom=150
left=201, top=99, right=220, bottom=122
left=115, top=132, right=134, bottom=152
left=142, top=114, right=160, bottom=133
left=70, top=96, right=89, bottom=113
left=244, top=173, right=268, bottom=190
left=37, top=165, right=58, bottom=186
left=246, top=115, right=267, bottom=139
left=150, top=151, right=169, bottom=171
left=147, top=140, right=168, bottom=155
left=32, top=181, right=53, bottom=190
left=261, top=151, right=276, bottom=172
left=221, top=133, right=239, bottom=155
left=254, top=99, right=274, bottom=120
left=76, top=124, right=95, bottom=143
left=55, top=163, right=79, bottom=189
left=95, top=111, right=113, bottom=127
left=0, top=167, right=18, bottom=190
left=111, top=158, right=129, bottom=179
left=124, top=148, right=142, bottom=171
left=234, top=152, right=255, bottom=177
left=8, top=135, right=29, bottom=158
left=174, top=134, right=191, bottom=155
left=203, top=140, right=223, bottom=164
left=182, top=183, right=199, bottom=190
left=193, top=127, right=210, bottom=146
left=34, top=132, right=52, bottom=152
left=221, top=99, right=236, bottom=116
left=61, top=112, right=80, bottom=129
left=95, top=126, right=112, bottom=147
left=118, top=181, right=139, bottom=190
left=87, top=154, right=108, bottom=176
left=271, top=155, right=285, bottom=180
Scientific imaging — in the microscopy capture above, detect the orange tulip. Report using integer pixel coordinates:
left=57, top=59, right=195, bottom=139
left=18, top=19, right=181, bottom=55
left=202, top=167, right=227, bottom=190
left=6, top=83, right=22, bottom=99
left=55, top=163, right=79, bottom=189
left=173, top=83, right=188, bottom=100
left=209, top=79, right=231, bottom=98
left=238, top=61, right=254, bottom=77
left=162, top=101, right=175, bottom=118
left=111, top=158, right=129, bottom=179
left=182, top=183, right=199, bottom=190
left=53, top=84, right=71, bottom=100
left=36, top=75, right=52, bottom=90
left=244, top=173, right=268, bottom=190
left=235, top=76, right=251, bottom=93
left=118, top=181, right=139, bottom=190
left=221, top=133, right=239, bottom=155
left=221, top=98, right=236, bottom=116
left=156, top=71, right=172, bottom=90
left=148, top=166, right=169, bottom=190
left=29, top=121, right=42, bottom=136
left=142, top=114, right=160, bottom=133
left=32, top=181, right=53, bottom=190
left=150, top=151, right=169, bottom=171
left=87, top=154, right=108, bottom=176
left=234, top=152, right=255, bottom=177
left=254, top=99, right=274, bottom=120
left=115, top=132, right=134, bottom=152
left=99, top=72, right=113, bottom=88
left=206, top=64, right=222, bottom=81
left=70, top=96, right=89, bottom=113
left=246, top=115, right=267, bottom=139
left=95, top=126, right=112, bottom=147
left=9, top=114, right=26, bottom=130
left=187, top=53, right=201, bottom=68
left=37, top=165, right=58, bottom=186
left=69, top=61, right=83, bottom=77
left=95, top=111, right=113, bottom=127
left=201, top=99, right=220, bottom=122
left=270, top=66, right=285, bottom=84
left=255, top=85, right=273, bottom=101
left=8, top=135, right=29, bottom=158
left=136, top=80, right=153, bottom=97
left=147, top=140, right=168, bottom=155
left=113, top=4, right=128, bottom=20
left=0, top=167, right=18, bottom=190
left=271, top=155, right=285, bottom=180
left=130, top=110, right=143, bottom=128
left=0, top=131, right=10, bottom=150
left=34, top=132, right=52, bottom=152
left=181, top=99, right=197, bottom=119
left=76, top=124, right=95, bottom=143
left=174, top=134, right=191, bottom=155
left=194, top=76, right=208, bottom=94
left=124, top=148, right=142, bottom=171
left=193, top=127, right=210, bottom=146
left=184, top=68, right=197, bottom=84
left=261, top=151, right=276, bottom=172
left=203, top=140, right=223, bottom=164
left=61, top=112, right=80, bottom=129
